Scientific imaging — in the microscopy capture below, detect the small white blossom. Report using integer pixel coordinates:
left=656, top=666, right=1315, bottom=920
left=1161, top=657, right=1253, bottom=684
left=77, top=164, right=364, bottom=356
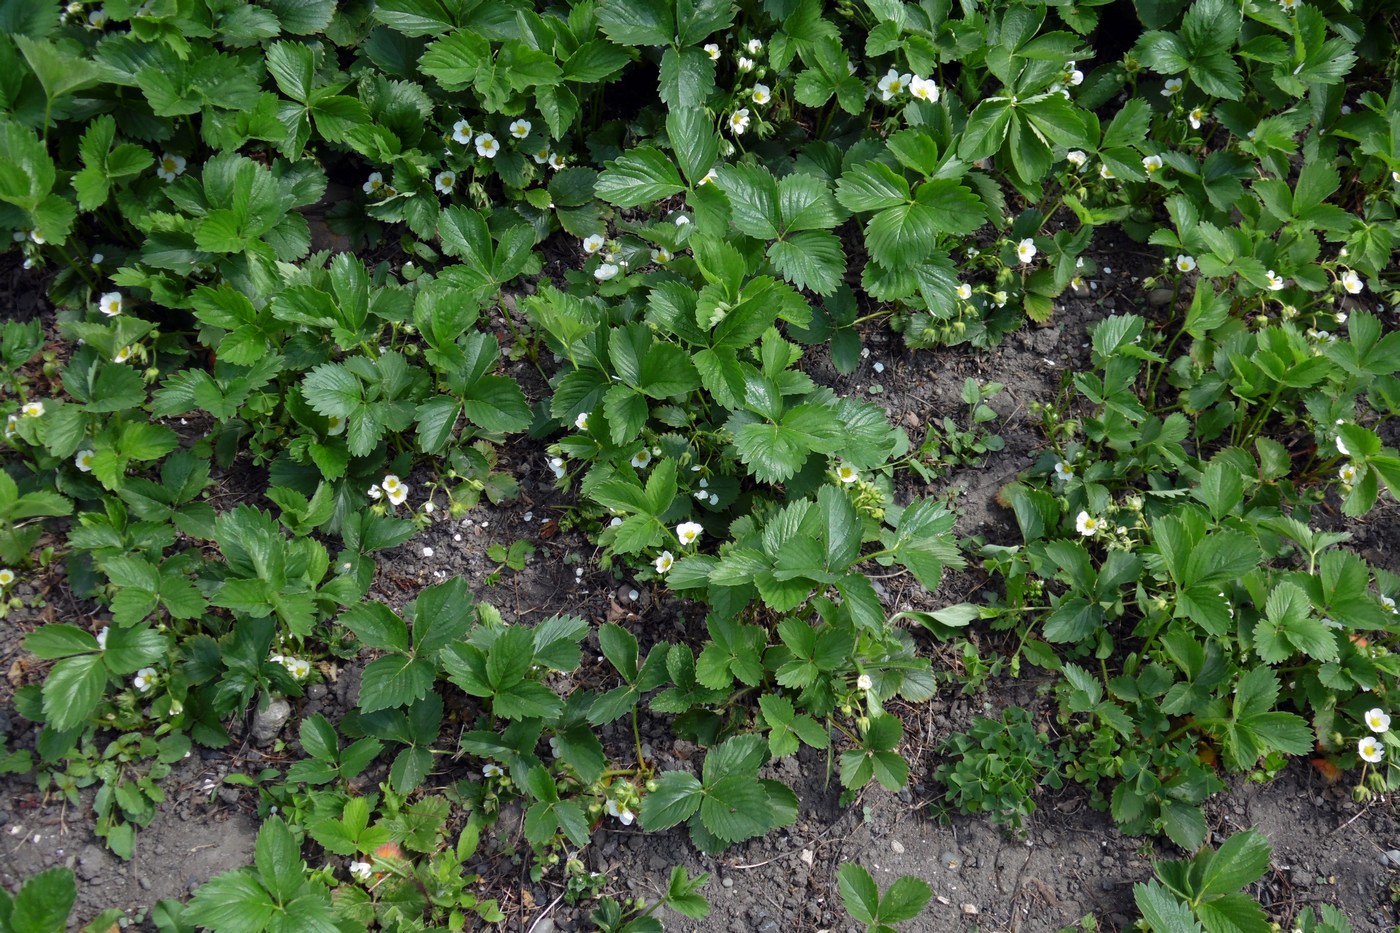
left=475, top=133, right=499, bottom=158
left=747, top=38, right=763, bottom=55
left=75, top=449, right=95, bottom=472
left=349, top=861, right=373, bottom=882
left=752, top=83, right=771, bottom=105
left=327, top=414, right=345, bottom=436
left=0, top=568, right=14, bottom=588
left=434, top=171, right=456, bottom=194
left=1161, top=78, right=1183, bottom=96
left=651, top=247, right=672, bottom=263
left=133, top=667, right=157, bottom=693
left=728, top=108, right=751, bottom=135
left=451, top=119, right=473, bottom=144
left=582, top=234, right=605, bottom=254
left=1016, top=238, right=1037, bottom=264
left=1053, top=460, right=1074, bottom=482
left=605, top=798, right=636, bottom=826
left=877, top=69, right=911, bottom=101
left=737, top=56, right=754, bottom=72
left=532, top=146, right=551, bottom=165
left=548, top=152, right=567, bottom=171
left=594, top=262, right=619, bottom=281
left=155, top=153, right=186, bottom=183
left=1188, top=107, right=1206, bottom=130
left=676, top=521, right=703, bottom=546
left=836, top=463, right=859, bottom=484
left=674, top=214, right=691, bottom=226
left=575, top=412, right=590, bottom=430
left=548, top=456, right=566, bottom=479
left=909, top=76, right=939, bottom=102
left=1143, top=154, right=1163, bottom=174
left=284, top=657, right=311, bottom=680
left=1175, top=255, right=1196, bottom=273
left=1265, top=270, right=1286, bottom=291
left=1365, top=708, right=1392, bottom=733
left=1359, top=736, right=1385, bottom=763
left=99, top=291, right=123, bottom=318
left=1278, top=0, right=1299, bottom=10
left=1075, top=511, right=1102, bottom=536
left=509, top=119, right=532, bottom=139
left=1099, top=163, right=1115, bottom=180
left=96, top=626, right=109, bottom=649
left=1383, top=595, right=1397, bottom=614
left=483, top=763, right=504, bottom=778
left=1341, top=270, right=1363, bottom=294
left=114, top=345, right=136, bottom=363
left=654, top=550, right=674, bottom=574
left=1066, top=150, right=1087, bottom=169
left=1339, top=463, right=1358, bottom=485
left=956, top=283, right=973, bottom=301
left=856, top=674, right=873, bottom=691
left=630, top=448, right=653, bottom=469
left=704, top=43, right=720, bottom=61
left=363, top=172, right=385, bottom=195
left=21, top=400, right=44, bottom=418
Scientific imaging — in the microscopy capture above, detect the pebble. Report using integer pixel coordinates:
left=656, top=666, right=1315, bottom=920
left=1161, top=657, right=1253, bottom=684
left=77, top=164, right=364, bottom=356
left=1379, top=850, right=1400, bottom=867
left=722, top=877, right=734, bottom=888
left=307, top=684, right=327, bottom=700
left=891, top=839, right=905, bottom=854
left=251, top=697, right=291, bottom=742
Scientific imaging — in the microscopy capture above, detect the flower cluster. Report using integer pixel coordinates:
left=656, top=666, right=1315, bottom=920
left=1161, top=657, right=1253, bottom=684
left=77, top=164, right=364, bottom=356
left=368, top=473, right=409, bottom=506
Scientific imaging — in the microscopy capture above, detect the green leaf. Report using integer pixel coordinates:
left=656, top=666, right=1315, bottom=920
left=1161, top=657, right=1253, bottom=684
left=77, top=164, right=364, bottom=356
left=667, top=108, right=718, bottom=185
left=596, top=148, right=686, bottom=208
left=768, top=231, right=845, bottom=295
left=254, top=816, right=303, bottom=904
left=41, top=655, right=106, bottom=732
left=1133, top=880, right=1204, bottom=933
left=715, top=163, right=780, bottom=239
left=639, top=771, right=702, bottom=830
left=1199, top=829, right=1272, bottom=898
left=836, top=864, right=880, bottom=924
left=880, top=875, right=933, bottom=923
left=358, top=656, right=434, bottom=712
left=597, top=0, right=673, bottom=45
left=185, top=869, right=277, bottom=933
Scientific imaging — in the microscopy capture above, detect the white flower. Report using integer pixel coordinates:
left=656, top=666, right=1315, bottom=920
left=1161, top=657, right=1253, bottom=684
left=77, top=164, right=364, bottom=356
left=96, top=626, right=109, bottom=649
left=327, top=414, right=345, bottom=436
left=1075, top=511, right=1102, bottom=536
left=99, top=291, right=123, bottom=318
left=133, top=667, right=157, bottom=693
left=674, top=214, right=691, bottom=226
left=575, top=412, right=590, bottom=430
left=1265, top=270, right=1285, bottom=291
left=1358, top=736, right=1385, bottom=763
left=3, top=415, right=15, bottom=438
left=856, top=674, right=873, bottom=691
left=362, top=172, right=385, bottom=195
left=582, top=234, right=605, bottom=254
left=1341, top=270, right=1363, bottom=294
left=835, top=463, right=859, bottom=484
left=1143, top=154, right=1163, bottom=174
left=594, top=262, right=619, bottom=281
left=654, top=550, right=674, bottom=574
left=509, top=119, right=532, bottom=139
left=1161, top=78, right=1183, bottom=96
left=751, top=83, right=771, bottom=105
left=1188, top=107, right=1206, bottom=129
left=676, top=521, right=702, bottom=546
left=1099, top=163, right=1115, bottom=180
left=1365, top=708, right=1392, bottom=733
left=1383, top=595, right=1397, bottom=614
left=483, top=763, right=504, bottom=778
left=605, top=798, right=636, bottom=826
left=71, top=448, right=97, bottom=473
left=548, top=456, right=566, bottom=479
left=367, top=484, right=382, bottom=500
left=155, top=153, right=186, bottom=183
left=1278, top=0, right=1299, bottom=10
left=704, top=43, right=720, bottom=61
left=993, top=290, right=1008, bottom=307
left=21, top=400, right=44, bottom=418
left=284, top=657, right=311, bottom=680
left=1068, top=66, right=1084, bottom=86
left=630, top=449, right=652, bottom=469
left=548, top=152, right=567, bottom=171
left=1339, top=463, right=1357, bottom=485
left=0, top=568, right=13, bottom=588
left=907, top=76, right=940, bottom=104
left=349, top=861, right=373, bottom=882
left=532, top=146, right=551, bottom=165
left=877, top=69, right=911, bottom=101
left=88, top=9, right=107, bottom=28
left=451, top=120, right=472, bottom=144
left=434, top=171, right=455, bottom=194
left=956, top=283, right=972, bottom=301
left=650, top=247, right=672, bottom=263
left=737, top=56, right=754, bottom=72
left=1066, top=150, right=1087, bottom=169
left=1053, top=461, right=1074, bottom=482
left=1016, top=238, right=1037, bottom=264
left=728, top=108, right=751, bottom=135
left=747, top=38, right=763, bottom=54
left=114, top=345, right=136, bottom=363
left=1175, top=255, right=1197, bottom=273
left=1393, top=170, right=1400, bottom=184
left=382, top=474, right=409, bottom=506
left=475, top=133, right=499, bottom=158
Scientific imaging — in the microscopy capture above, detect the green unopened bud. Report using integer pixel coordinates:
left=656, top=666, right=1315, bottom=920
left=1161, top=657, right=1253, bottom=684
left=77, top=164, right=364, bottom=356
left=1352, top=783, right=1373, bottom=803
left=403, top=344, right=420, bottom=357
left=645, top=779, right=658, bottom=792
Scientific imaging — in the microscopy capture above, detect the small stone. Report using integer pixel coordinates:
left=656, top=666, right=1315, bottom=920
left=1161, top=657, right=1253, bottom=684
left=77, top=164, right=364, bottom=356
left=961, top=904, right=979, bottom=916
left=250, top=697, right=291, bottom=742
left=306, top=684, right=327, bottom=700
left=722, top=877, right=734, bottom=888
left=1381, top=850, right=1400, bottom=867
left=1147, top=288, right=1174, bottom=307
left=801, top=849, right=814, bottom=867
left=941, top=851, right=961, bottom=871
left=891, top=840, right=905, bottom=854
left=531, top=920, right=555, bottom=933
